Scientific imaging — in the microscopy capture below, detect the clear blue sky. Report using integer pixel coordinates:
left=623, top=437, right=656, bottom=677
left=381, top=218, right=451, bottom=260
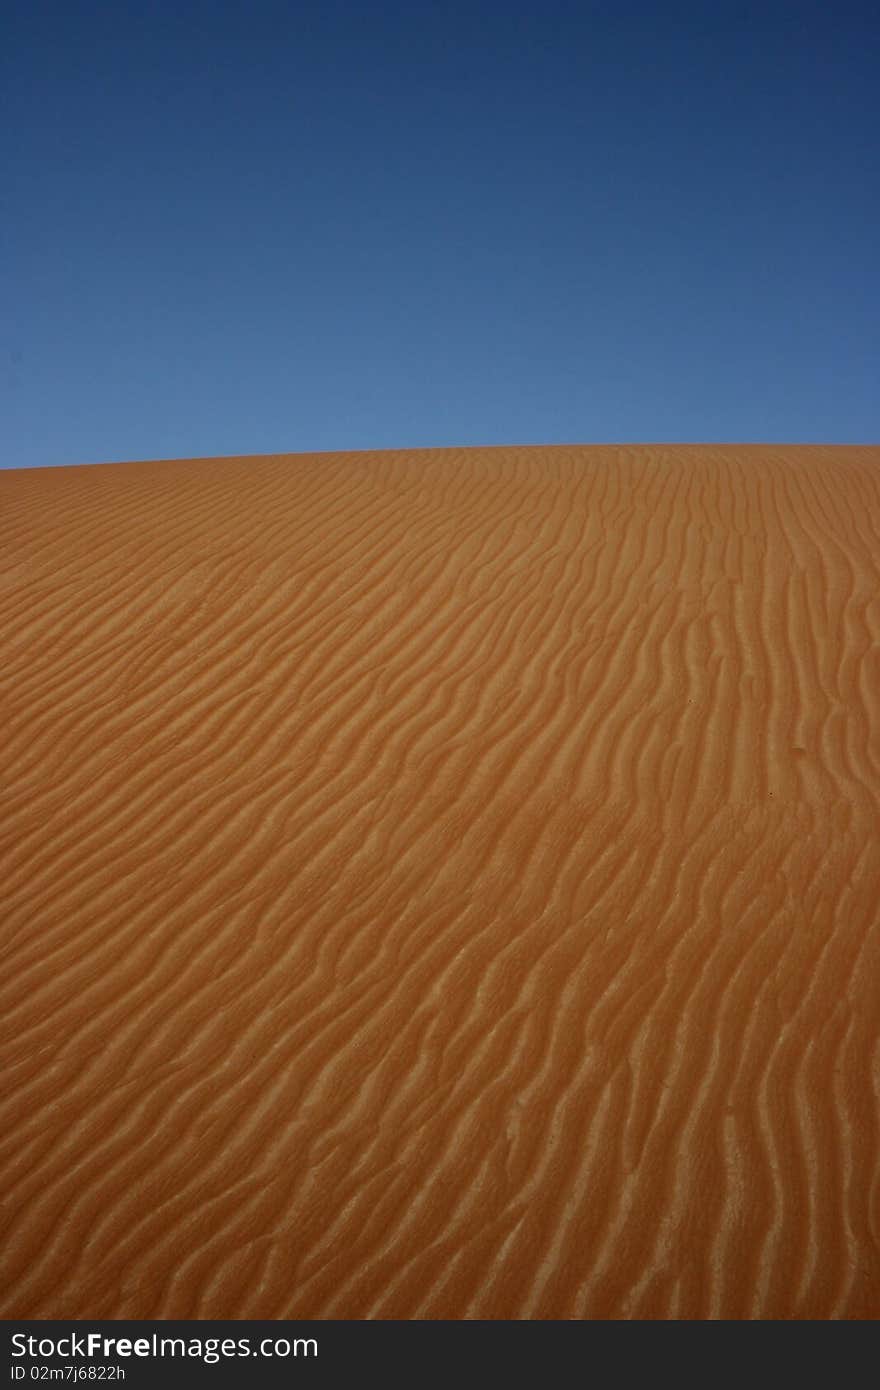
left=4, top=1, right=878, bottom=468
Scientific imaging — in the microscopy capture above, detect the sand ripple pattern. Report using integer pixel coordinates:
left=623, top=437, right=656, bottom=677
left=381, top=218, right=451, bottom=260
left=1, top=444, right=879, bottom=1318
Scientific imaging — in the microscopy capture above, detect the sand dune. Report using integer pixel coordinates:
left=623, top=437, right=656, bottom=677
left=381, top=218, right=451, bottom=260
left=1, top=443, right=879, bottom=1319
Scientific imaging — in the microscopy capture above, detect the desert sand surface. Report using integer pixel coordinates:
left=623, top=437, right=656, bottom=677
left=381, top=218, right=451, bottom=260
left=1, top=443, right=879, bottom=1320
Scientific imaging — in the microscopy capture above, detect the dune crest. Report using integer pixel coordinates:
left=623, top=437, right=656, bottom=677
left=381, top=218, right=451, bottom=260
left=2, top=444, right=879, bottom=1318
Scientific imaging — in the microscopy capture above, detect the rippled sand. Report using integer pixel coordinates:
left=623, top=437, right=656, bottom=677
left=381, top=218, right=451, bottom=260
left=2, top=444, right=879, bottom=1318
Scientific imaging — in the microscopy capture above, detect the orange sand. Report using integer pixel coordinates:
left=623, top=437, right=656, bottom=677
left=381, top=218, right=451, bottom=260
left=1, top=444, right=879, bottom=1318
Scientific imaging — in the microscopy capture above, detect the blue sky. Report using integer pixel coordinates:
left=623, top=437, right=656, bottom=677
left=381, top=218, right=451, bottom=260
left=4, top=0, right=878, bottom=468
